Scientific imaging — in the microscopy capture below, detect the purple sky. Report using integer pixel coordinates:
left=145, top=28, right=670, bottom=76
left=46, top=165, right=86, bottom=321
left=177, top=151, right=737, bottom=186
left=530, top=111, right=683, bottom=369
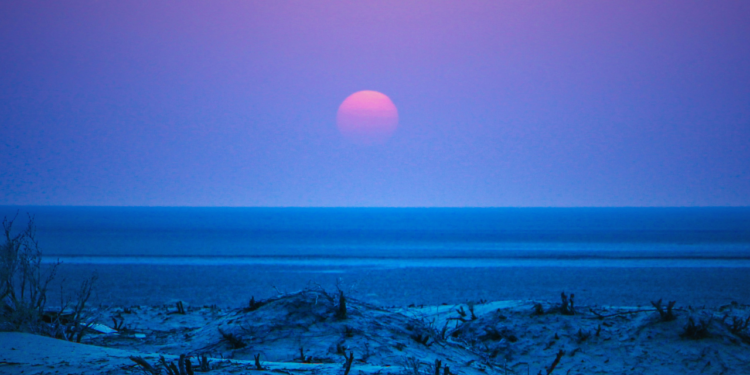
left=1, top=1, right=749, bottom=207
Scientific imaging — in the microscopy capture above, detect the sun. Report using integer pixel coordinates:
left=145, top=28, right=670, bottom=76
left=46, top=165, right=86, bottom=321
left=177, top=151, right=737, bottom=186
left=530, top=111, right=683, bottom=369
left=336, top=90, right=399, bottom=145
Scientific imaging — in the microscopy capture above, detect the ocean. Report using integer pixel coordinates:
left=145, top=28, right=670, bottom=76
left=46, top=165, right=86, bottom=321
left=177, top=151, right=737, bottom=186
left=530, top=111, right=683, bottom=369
left=2, top=206, right=749, bottom=308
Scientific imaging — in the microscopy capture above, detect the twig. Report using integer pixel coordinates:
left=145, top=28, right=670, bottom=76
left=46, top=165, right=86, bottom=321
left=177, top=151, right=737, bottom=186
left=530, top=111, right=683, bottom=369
left=197, top=355, right=210, bottom=372
left=129, top=356, right=160, bottom=375
left=585, top=308, right=658, bottom=320
left=174, top=301, right=186, bottom=315
left=651, top=299, right=676, bottom=321
left=540, top=349, right=565, bottom=375
left=338, top=290, right=347, bottom=319
left=343, top=351, right=354, bottom=375
left=255, top=353, right=263, bottom=370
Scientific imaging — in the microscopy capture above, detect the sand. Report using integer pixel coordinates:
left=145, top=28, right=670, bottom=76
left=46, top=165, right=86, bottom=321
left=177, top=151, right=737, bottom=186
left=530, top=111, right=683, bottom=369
left=2, top=289, right=749, bottom=374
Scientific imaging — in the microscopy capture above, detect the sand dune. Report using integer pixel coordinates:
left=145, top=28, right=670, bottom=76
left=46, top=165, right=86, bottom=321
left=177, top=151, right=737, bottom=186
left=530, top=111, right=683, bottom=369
left=2, top=290, right=749, bottom=374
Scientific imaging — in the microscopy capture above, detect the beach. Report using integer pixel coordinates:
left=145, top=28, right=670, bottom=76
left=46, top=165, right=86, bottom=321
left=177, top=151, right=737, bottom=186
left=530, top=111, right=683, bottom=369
left=2, top=289, right=749, bottom=374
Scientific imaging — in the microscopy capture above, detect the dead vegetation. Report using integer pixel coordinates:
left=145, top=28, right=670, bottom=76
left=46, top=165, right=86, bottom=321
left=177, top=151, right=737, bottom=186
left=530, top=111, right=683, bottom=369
left=651, top=299, right=677, bottom=321
left=1, top=214, right=97, bottom=342
left=298, top=346, right=312, bottom=363
left=559, top=292, right=575, bottom=315
left=454, top=304, right=477, bottom=322
left=11, top=290, right=750, bottom=375
left=197, top=354, right=211, bottom=371
left=532, top=303, right=544, bottom=316
left=575, top=328, right=591, bottom=343
left=681, top=316, right=711, bottom=339
left=403, top=356, right=421, bottom=375
left=129, top=356, right=160, bottom=375
left=130, top=354, right=202, bottom=375
left=112, top=315, right=127, bottom=331
left=530, top=293, right=575, bottom=317
left=343, top=351, right=354, bottom=375
left=478, top=326, right=517, bottom=342
left=337, top=290, right=347, bottom=319
left=42, top=273, right=98, bottom=342
left=243, top=296, right=264, bottom=312
left=0, top=215, right=59, bottom=331
left=162, top=354, right=193, bottom=375
left=343, top=325, right=354, bottom=337
left=538, top=349, right=565, bottom=375
left=410, top=332, right=433, bottom=347
left=723, top=314, right=750, bottom=343
left=726, top=315, right=750, bottom=334
left=172, top=301, right=186, bottom=315
left=71, top=276, right=97, bottom=342
left=218, top=327, right=246, bottom=349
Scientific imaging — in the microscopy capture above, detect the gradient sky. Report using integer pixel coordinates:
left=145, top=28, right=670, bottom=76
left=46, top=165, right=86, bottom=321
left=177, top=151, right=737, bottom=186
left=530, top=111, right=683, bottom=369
left=1, top=1, right=749, bottom=207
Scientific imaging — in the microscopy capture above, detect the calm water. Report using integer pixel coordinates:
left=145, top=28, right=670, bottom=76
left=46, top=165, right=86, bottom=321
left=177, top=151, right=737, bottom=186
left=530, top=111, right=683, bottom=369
left=2, top=206, right=750, bottom=307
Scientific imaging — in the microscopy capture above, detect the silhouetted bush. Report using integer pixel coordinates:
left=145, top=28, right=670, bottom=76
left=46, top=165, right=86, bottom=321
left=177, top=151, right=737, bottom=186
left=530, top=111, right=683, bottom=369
left=0, top=214, right=59, bottom=331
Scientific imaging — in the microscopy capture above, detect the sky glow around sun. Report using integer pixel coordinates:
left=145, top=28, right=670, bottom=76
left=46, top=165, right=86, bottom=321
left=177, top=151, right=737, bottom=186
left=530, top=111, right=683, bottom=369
left=336, top=91, right=399, bottom=145
left=1, top=1, right=749, bottom=206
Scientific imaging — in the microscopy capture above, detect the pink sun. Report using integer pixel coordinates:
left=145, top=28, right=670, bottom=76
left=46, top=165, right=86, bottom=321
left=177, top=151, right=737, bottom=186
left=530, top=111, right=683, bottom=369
left=336, top=90, right=399, bottom=145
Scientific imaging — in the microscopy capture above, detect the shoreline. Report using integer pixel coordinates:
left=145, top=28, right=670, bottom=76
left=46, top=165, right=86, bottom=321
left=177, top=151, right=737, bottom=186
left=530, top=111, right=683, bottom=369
left=40, top=264, right=750, bottom=309
left=40, top=255, right=750, bottom=268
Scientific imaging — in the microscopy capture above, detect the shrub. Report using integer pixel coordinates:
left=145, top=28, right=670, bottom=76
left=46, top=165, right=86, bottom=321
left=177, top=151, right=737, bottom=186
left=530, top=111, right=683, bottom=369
left=218, top=327, right=246, bottom=349
left=0, top=215, right=59, bottom=330
left=651, top=299, right=677, bottom=322
left=681, top=317, right=711, bottom=339
left=1, top=214, right=97, bottom=341
left=560, top=292, right=575, bottom=315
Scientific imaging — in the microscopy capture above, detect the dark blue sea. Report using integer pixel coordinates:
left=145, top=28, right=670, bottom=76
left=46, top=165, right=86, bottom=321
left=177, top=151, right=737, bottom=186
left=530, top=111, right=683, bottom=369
left=2, top=207, right=749, bottom=308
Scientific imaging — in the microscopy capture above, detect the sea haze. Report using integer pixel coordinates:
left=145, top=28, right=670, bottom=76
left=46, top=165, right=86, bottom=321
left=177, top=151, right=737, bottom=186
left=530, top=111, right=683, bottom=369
left=2, top=207, right=749, bottom=307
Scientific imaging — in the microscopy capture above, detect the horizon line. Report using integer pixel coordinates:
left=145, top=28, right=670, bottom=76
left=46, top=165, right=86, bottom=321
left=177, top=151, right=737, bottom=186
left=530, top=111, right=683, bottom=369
left=2, top=205, right=749, bottom=209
